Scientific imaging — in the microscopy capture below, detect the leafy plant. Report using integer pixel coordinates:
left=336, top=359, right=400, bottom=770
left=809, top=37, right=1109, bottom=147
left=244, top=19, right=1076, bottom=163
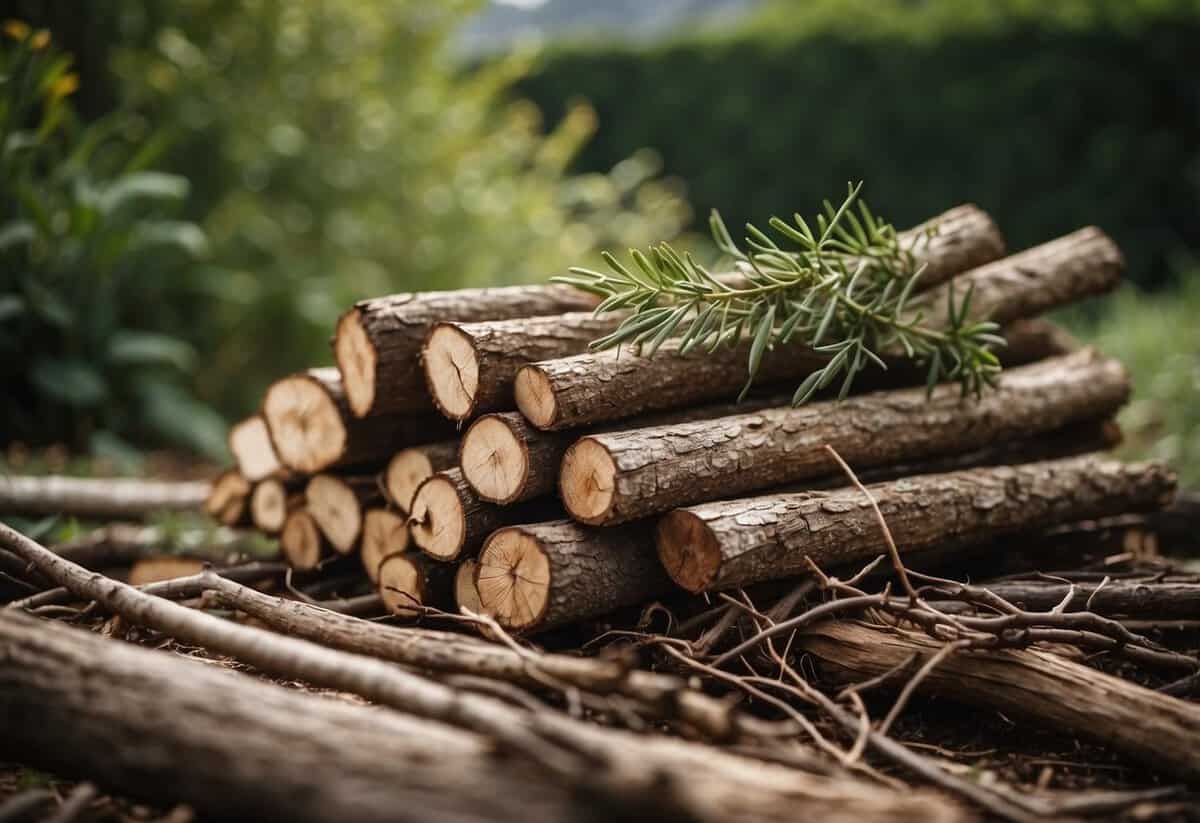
left=0, top=22, right=223, bottom=459
left=559, top=183, right=1004, bottom=404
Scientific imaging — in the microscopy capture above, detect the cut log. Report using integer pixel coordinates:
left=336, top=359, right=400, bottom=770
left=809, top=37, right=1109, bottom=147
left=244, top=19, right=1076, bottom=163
left=249, top=477, right=298, bottom=534
left=305, top=474, right=381, bottom=554
left=657, top=456, right=1176, bottom=593
left=228, top=415, right=285, bottom=482
left=205, top=470, right=251, bottom=527
left=335, top=285, right=600, bottom=419
left=0, top=474, right=210, bottom=520
left=423, top=312, right=626, bottom=421
left=562, top=349, right=1129, bottom=525
left=279, top=510, right=330, bottom=571
left=361, top=508, right=410, bottom=583
left=516, top=299, right=1099, bottom=431
left=409, top=468, right=553, bottom=562
left=476, top=520, right=671, bottom=633
left=262, top=368, right=456, bottom=474
left=377, top=552, right=455, bottom=616
left=799, top=618, right=1200, bottom=784
left=382, top=440, right=460, bottom=512
left=455, top=558, right=483, bottom=614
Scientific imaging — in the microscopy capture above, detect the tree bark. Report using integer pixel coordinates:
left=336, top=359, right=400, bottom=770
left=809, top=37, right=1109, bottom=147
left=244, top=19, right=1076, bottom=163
left=798, top=618, right=1200, bottom=784
left=932, top=579, right=1200, bottom=619
left=204, top=470, right=251, bottom=527
left=0, top=474, right=209, bottom=520
left=562, top=349, right=1129, bottom=525
left=382, top=440, right=460, bottom=512
left=360, top=508, right=410, bottom=582
left=476, top=519, right=671, bottom=633
left=335, top=284, right=601, bottom=419
left=262, top=368, right=456, bottom=474
left=378, top=552, right=456, bottom=615
left=515, top=292, right=1096, bottom=432
left=228, top=415, right=287, bottom=482
left=305, top=474, right=381, bottom=554
left=657, top=456, right=1176, bottom=593
left=409, top=468, right=555, bottom=562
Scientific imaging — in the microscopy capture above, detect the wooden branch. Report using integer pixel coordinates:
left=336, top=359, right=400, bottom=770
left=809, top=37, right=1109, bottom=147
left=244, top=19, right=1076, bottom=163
left=335, top=285, right=600, bottom=418
left=378, top=552, right=455, bottom=615
left=476, top=519, right=671, bottom=633
left=382, top=440, right=460, bottom=512
left=262, top=368, right=456, bottom=473
left=249, top=477, right=299, bottom=534
left=0, top=524, right=955, bottom=822
left=45, top=524, right=257, bottom=570
left=657, top=456, right=1176, bottom=593
left=204, top=470, right=251, bottom=526
left=305, top=474, right=381, bottom=554
left=228, top=415, right=286, bottom=482
left=0, top=474, right=209, bottom=520
left=360, top=508, right=409, bottom=583
left=894, top=203, right=1007, bottom=288
left=562, top=349, right=1129, bottom=525
left=936, top=579, right=1200, bottom=619
left=515, top=302, right=1092, bottom=432
left=279, top=510, right=331, bottom=571
left=409, top=468, right=554, bottom=562
left=799, top=618, right=1200, bottom=783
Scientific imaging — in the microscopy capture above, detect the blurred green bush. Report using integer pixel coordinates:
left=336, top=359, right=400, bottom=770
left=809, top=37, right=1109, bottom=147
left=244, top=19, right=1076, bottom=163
left=4, top=1, right=692, bottom=452
left=0, top=24, right=226, bottom=460
left=515, top=0, right=1200, bottom=286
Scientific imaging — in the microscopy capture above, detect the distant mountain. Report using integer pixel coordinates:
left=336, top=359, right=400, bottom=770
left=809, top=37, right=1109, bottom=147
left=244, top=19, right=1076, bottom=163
left=457, top=0, right=761, bottom=55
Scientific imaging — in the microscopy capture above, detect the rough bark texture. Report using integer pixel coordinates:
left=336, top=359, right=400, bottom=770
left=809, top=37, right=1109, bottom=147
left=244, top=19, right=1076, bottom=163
left=336, top=284, right=600, bottom=418
left=894, top=203, right=1006, bottom=287
left=935, top=579, right=1200, bottom=619
left=516, top=310, right=1090, bottom=432
left=228, top=415, right=286, bottom=482
left=564, top=349, right=1129, bottom=525
left=909, top=226, right=1123, bottom=329
left=476, top=519, right=672, bottom=633
left=204, top=470, right=251, bottom=527
left=263, top=368, right=456, bottom=474
left=383, top=440, right=460, bottom=512
left=378, top=552, right=456, bottom=615
left=424, top=312, right=625, bottom=421
left=657, top=456, right=1176, bottom=593
left=0, top=474, right=209, bottom=519
left=799, top=618, right=1200, bottom=783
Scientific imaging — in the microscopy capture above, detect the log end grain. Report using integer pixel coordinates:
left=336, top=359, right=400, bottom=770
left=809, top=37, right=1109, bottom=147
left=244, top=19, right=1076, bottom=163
left=559, top=437, right=617, bottom=525
left=228, top=416, right=282, bottom=482
left=409, top=473, right=467, bottom=560
left=262, top=373, right=346, bottom=474
left=249, top=478, right=289, bottom=534
left=455, top=558, right=484, bottom=615
left=205, top=470, right=251, bottom=527
left=475, top=527, right=552, bottom=631
left=514, top=365, right=558, bottom=429
left=305, top=475, right=366, bottom=554
left=655, top=510, right=720, bottom=594
left=361, top=508, right=410, bottom=583
left=461, top=415, right=528, bottom=505
left=334, top=308, right=377, bottom=419
left=377, top=553, right=452, bottom=616
left=280, top=510, right=325, bottom=571
left=423, top=323, right=481, bottom=421
left=384, top=449, right=436, bottom=512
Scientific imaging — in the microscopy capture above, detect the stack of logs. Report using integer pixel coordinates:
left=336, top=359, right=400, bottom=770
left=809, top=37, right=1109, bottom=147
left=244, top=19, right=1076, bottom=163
left=210, top=204, right=1177, bottom=634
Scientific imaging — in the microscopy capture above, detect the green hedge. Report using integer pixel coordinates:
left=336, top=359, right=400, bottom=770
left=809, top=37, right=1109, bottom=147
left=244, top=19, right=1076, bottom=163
left=515, top=0, right=1200, bottom=285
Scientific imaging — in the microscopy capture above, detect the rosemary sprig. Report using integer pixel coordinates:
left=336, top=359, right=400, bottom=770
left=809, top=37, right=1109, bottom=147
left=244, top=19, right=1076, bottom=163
left=554, top=182, right=1005, bottom=405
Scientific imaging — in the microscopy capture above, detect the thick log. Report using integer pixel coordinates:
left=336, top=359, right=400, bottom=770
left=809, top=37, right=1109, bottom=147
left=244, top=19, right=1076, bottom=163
left=409, top=468, right=553, bottom=562
left=228, top=415, right=286, bottom=482
left=476, top=520, right=671, bottom=633
left=306, top=474, right=381, bottom=554
left=279, top=510, right=331, bottom=571
left=204, top=470, right=251, bottom=526
left=262, top=368, right=456, bottom=474
left=799, top=618, right=1200, bottom=784
left=657, top=456, right=1176, bottom=593
left=562, top=349, right=1129, bottom=525
left=382, top=440, right=460, bottom=512
left=0, top=474, right=209, bottom=520
left=335, top=285, right=600, bottom=419
left=361, top=508, right=410, bottom=582
left=514, top=318, right=1077, bottom=434
left=378, top=552, right=456, bottom=616
left=249, top=477, right=299, bottom=534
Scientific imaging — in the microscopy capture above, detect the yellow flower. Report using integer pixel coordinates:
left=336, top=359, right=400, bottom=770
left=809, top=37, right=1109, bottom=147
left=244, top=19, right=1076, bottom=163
left=3, top=19, right=30, bottom=40
left=30, top=29, right=50, bottom=50
left=50, top=73, right=79, bottom=100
